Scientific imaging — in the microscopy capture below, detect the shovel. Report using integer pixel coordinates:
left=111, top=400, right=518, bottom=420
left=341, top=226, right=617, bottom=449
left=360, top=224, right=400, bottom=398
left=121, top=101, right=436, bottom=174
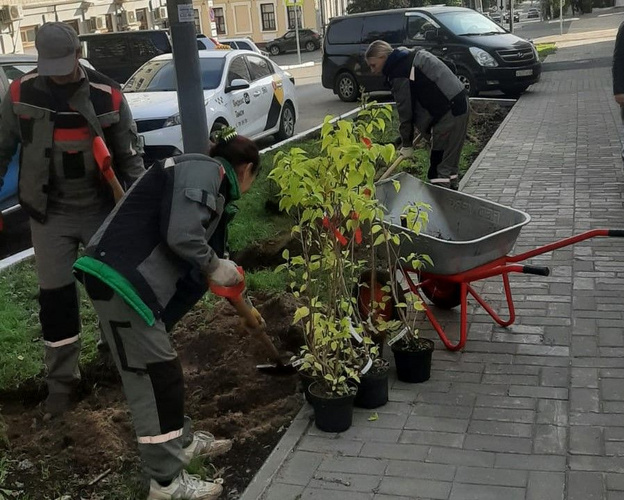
left=210, top=269, right=296, bottom=376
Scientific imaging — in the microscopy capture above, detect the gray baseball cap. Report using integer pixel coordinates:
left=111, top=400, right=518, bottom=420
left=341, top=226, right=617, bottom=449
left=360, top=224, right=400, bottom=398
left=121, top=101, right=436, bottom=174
left=35, top=22, right=81, bottom=76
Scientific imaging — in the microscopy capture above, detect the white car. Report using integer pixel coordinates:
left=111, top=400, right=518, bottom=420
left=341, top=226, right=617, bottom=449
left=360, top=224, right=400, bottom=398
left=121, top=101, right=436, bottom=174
left=123, top=50, right=297, bottom=164
left=218, top=37, right=271, bottom=58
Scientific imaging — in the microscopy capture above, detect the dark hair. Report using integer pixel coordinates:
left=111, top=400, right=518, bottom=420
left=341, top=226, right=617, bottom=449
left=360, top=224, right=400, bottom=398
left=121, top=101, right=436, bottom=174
left=209, top=135, right=260, bottom=176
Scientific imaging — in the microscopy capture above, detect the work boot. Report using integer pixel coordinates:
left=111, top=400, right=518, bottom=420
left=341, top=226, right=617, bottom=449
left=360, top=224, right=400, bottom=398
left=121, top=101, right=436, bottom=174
left=182, top=431, right=232, bottom=462
left=42, top=392, right=73, bottom=421
left=147, top=470, right=223, bottom=500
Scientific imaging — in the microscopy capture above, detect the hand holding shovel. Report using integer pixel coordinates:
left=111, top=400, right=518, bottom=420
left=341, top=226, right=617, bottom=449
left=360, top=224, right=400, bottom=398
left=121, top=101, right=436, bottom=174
left=209, top=268, right=295, bottom=375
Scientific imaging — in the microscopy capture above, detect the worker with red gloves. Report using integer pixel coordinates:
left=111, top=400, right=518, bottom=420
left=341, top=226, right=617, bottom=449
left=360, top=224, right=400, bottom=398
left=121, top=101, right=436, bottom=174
left=74, top=129, right=261, bottom=500
left=0, top=22, right=144, bottom=419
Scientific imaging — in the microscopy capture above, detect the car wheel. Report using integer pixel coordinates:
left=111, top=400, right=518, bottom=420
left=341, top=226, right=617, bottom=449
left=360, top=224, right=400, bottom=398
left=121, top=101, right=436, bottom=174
left=210, top=121, right=228, bottom=143
left=270, top=45, right=280, bottom=56
left=335, top=72, right=359, bottom=102
left=305, top=41, right=316, bottom=52
left=456, top=68, right=478, bottom=97
left=275, top=102, right=296, bottom=141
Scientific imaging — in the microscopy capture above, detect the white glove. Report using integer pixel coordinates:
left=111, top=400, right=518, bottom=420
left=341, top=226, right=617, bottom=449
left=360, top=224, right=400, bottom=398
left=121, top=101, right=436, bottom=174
left=399, top=147, right=414, bottom=158
left=208, top=259, right=243, bottom=287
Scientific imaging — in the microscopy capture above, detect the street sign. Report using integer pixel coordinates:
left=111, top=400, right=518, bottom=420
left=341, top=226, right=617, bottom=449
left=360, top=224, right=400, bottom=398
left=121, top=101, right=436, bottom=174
left=209, top=7, right=215, bottom=21
left=284, top=0, right=303, bottom=6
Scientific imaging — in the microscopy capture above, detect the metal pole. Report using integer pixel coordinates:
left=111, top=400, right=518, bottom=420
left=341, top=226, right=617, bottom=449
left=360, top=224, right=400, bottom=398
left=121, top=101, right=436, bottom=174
left=559, top=0, right=563, bottom=35
left=509, top=0, right=513, bottom=32
left=294, top=3, right=301, bottom=65
left=166, top=0, right=210, bottom=154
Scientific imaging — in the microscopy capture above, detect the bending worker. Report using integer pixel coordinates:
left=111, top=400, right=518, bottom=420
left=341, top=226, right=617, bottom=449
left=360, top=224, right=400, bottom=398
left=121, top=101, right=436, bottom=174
left=0, top=22, right=144, bottom=419
left=366, top=40, right=469, bottom=190
left=74, top=130, right=261, bottom=500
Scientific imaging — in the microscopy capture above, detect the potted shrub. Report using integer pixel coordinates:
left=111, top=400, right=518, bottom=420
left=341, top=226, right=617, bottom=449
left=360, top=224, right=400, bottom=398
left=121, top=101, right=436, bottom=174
left=270, top=103, right=397, bottom=431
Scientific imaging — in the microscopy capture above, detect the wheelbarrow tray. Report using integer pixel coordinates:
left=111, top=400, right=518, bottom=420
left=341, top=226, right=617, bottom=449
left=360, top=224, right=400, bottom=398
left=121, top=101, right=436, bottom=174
left=375, top=172, right=531, bottom=275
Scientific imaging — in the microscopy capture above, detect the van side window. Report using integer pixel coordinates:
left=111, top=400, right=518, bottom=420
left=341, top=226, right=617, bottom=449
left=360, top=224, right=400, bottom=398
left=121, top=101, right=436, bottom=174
left=407, top=15, right=436, bottom=41
left=85, top=36, right=129, bottom=63
left=326, top=17, right=362, bottom=44
left=362, top=14, right=404, bottom=44
left=132, top=34, right=169, bottom=60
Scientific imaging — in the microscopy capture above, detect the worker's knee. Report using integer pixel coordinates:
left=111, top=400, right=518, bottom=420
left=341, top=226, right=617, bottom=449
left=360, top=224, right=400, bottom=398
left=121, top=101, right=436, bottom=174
left=39, top=283, right=80, bottom=341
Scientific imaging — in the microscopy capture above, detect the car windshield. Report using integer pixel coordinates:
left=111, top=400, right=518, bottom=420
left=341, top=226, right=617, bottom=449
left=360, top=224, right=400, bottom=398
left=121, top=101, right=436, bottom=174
left=436, top=11, right=506, bottom=36
left=123, top=58, right=225, bottom=92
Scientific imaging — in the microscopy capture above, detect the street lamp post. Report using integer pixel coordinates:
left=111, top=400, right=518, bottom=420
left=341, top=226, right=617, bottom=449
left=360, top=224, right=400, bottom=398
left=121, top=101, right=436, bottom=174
left=166, top=0, right=210, bottom=155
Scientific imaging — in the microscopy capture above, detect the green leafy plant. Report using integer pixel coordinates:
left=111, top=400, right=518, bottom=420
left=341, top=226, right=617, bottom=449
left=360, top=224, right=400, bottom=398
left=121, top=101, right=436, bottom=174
left=270, top=101, right=432, bottom=395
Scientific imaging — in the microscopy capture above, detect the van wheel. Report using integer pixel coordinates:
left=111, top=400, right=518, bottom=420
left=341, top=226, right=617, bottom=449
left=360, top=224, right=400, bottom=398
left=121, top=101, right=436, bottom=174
left=335, top=72, right=359, bottom=102
left=456, top=68, right=478, bottom=97
left=275, top=102, right=296, bottom=141
left=305, top=41, right=316, bottom=52
left=270, top=45, right=280, bottom=56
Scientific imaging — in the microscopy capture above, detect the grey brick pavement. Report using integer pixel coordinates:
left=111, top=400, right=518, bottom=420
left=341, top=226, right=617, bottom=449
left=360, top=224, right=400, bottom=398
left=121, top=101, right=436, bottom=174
left=240, top=36, right=624, bottom=500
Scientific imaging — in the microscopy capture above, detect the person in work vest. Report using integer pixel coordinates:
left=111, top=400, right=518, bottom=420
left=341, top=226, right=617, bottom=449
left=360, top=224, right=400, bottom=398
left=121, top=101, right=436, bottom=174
left=73, top=129, right=262, bottom=500
left=0, top=23, right=145, bottom=419
left=365, top=40, right=469, bottom=190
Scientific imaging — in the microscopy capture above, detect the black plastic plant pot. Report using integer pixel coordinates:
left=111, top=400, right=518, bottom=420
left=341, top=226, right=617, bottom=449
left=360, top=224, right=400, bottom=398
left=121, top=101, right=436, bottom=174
left=307, top=382, right=356, bottom=433
left=391, top=338, right=435, bottom=383
left=298, top=372, right=318, bottom=403
left=354, top=363, right=389, bottom=409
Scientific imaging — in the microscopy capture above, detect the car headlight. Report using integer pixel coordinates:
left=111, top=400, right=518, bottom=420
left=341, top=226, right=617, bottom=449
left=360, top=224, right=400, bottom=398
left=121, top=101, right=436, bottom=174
left=469, top=47, right=498, bottom=67
left=164, top=113, right=181, bottom=128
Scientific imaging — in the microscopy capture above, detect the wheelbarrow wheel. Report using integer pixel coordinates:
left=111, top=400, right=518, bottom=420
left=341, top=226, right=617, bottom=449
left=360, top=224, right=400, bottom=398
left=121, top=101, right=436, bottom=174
left=420, top=280, right=462, bottom=309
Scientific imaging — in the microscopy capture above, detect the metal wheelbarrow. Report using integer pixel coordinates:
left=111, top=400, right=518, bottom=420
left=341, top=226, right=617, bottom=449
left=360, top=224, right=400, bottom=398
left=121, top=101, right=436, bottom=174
left=375, top=172, right=624, bottom=351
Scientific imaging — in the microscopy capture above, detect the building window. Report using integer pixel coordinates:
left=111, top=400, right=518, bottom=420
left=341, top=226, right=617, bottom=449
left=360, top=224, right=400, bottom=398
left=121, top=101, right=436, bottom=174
left=260, top=3, right=276, bottom=31
left=64, top=19, right=80, bottom=35
left=105, top=14, right=114, bottom=31
left=136, top=8, right=148, bottom=30
left=194, top=8, right=202, bottom=34
left=214, top=7, right=226, bottom=34
left=287, top=6, right=302, bottom=29
left=20, top=25, right=38, bottom=47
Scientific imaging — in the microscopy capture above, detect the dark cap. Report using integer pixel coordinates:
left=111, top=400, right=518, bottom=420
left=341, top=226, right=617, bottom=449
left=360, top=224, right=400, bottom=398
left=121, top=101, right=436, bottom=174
left=35, top=22, right=80, bottom=76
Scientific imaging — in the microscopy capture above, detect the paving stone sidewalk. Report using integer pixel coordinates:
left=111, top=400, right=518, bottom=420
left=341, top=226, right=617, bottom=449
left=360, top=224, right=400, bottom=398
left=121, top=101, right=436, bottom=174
left=240, top=36, right=624, bottom=500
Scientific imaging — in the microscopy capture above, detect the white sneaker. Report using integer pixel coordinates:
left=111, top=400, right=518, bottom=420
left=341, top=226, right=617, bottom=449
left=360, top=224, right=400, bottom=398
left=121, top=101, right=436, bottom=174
left=147, top=470, right=223, bottom=500
left=182, top=431, right=232, bottom=462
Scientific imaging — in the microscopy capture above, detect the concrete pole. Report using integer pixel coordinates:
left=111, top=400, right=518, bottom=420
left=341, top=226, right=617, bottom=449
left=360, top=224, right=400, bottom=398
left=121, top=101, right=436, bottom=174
left=166, top=0, right=210, bottom=154
left=509, top=0, right=514, bottom=32
left=560, top=0, right=563, bottom=35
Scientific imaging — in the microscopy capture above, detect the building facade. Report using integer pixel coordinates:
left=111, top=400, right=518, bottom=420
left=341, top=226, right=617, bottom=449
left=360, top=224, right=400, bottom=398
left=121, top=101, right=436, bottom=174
left=0, top=0, right=319, bottom=54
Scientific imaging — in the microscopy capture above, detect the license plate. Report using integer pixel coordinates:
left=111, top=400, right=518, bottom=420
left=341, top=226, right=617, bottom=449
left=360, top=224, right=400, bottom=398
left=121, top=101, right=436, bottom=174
left=516, top=69, right=533, bottom=77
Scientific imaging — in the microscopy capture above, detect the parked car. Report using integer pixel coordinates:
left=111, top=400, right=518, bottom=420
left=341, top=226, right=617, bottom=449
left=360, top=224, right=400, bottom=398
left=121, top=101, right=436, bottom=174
left=196, top=34, right=232, bottom=51
left=488, top=12, right=503, bottom=23
left=219, top=37, right=271, bottom=58
left=0, top=55, right=95, bottom=213
left=527, top=8, right=540, bottom=18
left=503, top=11, right=521, bottom=22
left=322, top=7, right=542, bottom=101
left=123, top=50, right=298, bottom=165
left=266, top=29, right=321, bottom=55
left=79, top=30, right=172, bottom=84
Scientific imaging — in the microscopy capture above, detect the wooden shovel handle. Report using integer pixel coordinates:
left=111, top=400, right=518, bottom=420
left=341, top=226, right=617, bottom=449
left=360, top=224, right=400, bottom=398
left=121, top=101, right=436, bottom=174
left=228, top=297, right=282, bottom=363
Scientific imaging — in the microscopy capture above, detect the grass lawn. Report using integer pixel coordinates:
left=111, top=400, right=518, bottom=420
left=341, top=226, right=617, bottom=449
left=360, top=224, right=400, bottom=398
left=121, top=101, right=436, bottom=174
left=0, top=104, right=500, bottom=392
left=535, top=42, right=557, bottom=61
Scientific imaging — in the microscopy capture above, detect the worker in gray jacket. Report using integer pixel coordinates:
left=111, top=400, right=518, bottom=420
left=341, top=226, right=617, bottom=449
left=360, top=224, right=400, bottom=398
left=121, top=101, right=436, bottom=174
left=0, top=22, right=144, bottom=419
left=74, top=131, right=261, bottom=500
left=366, top=40, right=469, bottom=190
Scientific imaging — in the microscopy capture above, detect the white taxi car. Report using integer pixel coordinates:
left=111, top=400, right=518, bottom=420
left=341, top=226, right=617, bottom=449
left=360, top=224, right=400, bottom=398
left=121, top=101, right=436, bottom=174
left=123, top=50, right=297, bottom=164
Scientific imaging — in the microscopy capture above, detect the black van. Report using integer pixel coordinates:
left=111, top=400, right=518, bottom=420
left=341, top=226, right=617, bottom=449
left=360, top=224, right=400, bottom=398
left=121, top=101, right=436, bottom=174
left=79, top=30, right=172, bottom=84
left=322, top=6, right=541, bottom=101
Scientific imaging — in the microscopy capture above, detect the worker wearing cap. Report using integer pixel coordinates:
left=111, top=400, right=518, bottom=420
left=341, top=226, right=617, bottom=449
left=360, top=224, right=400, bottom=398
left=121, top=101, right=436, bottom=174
left=0, top=22, right=144, bottom=419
